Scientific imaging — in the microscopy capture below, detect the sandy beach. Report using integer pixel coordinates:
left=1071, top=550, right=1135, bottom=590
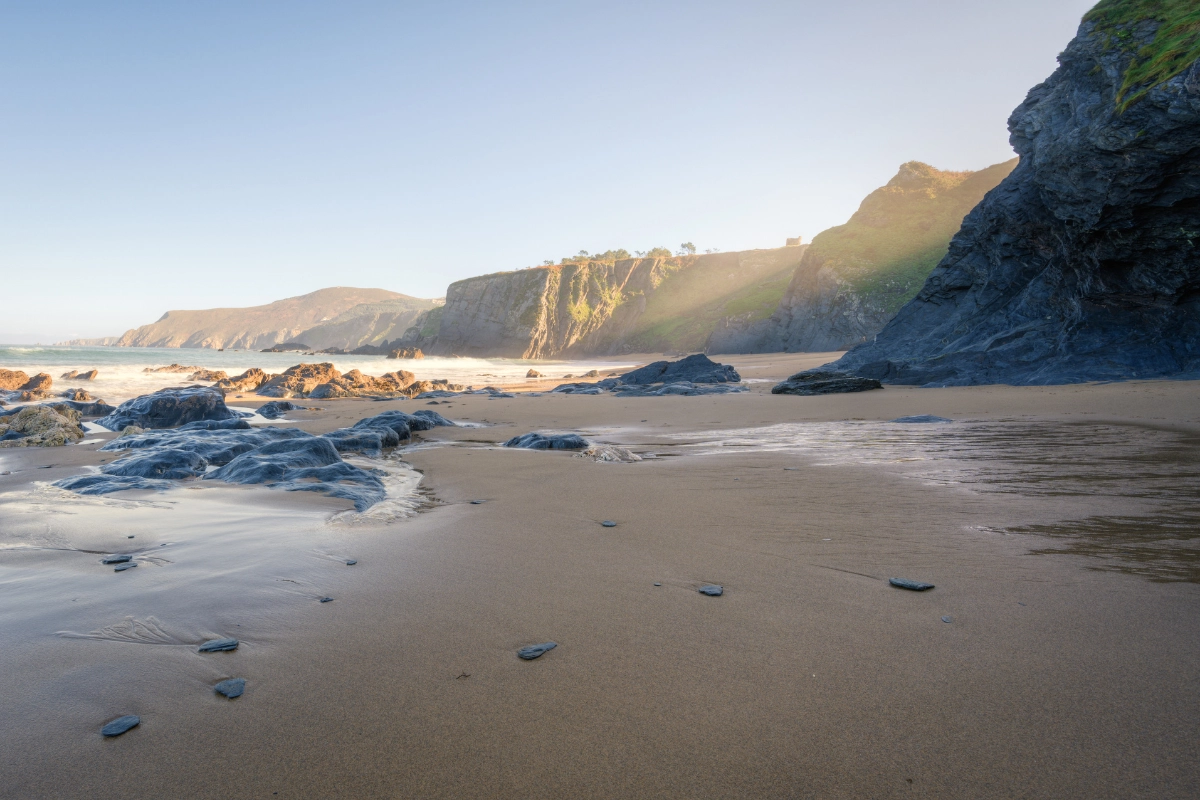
left=2, top=352, right=1198, bottom=798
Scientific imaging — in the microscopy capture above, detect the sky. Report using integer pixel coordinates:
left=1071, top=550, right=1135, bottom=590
left=0, top=0, right=1097, bottom=343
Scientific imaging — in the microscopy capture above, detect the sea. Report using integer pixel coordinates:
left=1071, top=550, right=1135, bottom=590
left=0, top=345, right=637, bottom=404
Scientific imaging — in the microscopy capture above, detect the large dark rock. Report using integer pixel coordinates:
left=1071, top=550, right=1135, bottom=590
left=102, top=447, right=209, bottom=480
left=321, top=426, right=401, bottom=456
left=204, top=437, right=385, bottom=510
left=613, top=382, right=748, bottom=397
left=55, top=474, right=173, bottom=494
left=619, top=354, right=740, bottom=385
left=826, top=18, right=1200, bottom=386
left=771, top=370, right=883, bottom=395
left=504, top=432, right=589, bottom=450
left=58, top=400, right=117, bottom=417
left=256, top=401, right=299, bottom=420
left=95, top=387, right=238, bottom=431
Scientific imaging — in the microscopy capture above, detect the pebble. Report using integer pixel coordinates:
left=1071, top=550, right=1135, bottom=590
left=942, top=616, right=953, bottom=623
left=127, top=535, right=135, bottom=539
left=198, top=638, right=239, bottom=653
left=214, top=678, right=246, bottom=699
left=653, top=582, right=662, bottom=587
left=517, top=642, right=557, bottom=660
left=319, top=597, right=334, bottom=603
left=101, top=715, right=140, bottom=737
left=102, top=554, right=132, bottom=564
left=470, top=500, right=486, bottom=504
left=698, top=584, right=724, bottom=597
left=889, top=578, right=935, bottom=591
left=601, top=520, right=617, bottom=528
left=114, top=562, right=138, bottom=572
left=345, top=559, right=357, bottom=566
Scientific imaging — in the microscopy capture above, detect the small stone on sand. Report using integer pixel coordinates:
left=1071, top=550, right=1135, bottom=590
left=654, top=582, right=662, bottom=587
left=102, top=554, right=132, bottom=564
left=889, top=578, right=935, bottom=591
left=470, top=500, right=486, bottom=504
left=345, top=559, right=357, bottom=565
left=942, top=616, right=953, bottom=623
left=601, top=520, right=617, bottom=527
left=214, top=678, right=245, bottom=698
left=698, top=584, right=723, bottom=596
left=114, top=562, right=138, bottom=572
left=517, top=642, right=557, bottom=660
left=101, top=715, right=140, bottom=737
left=199, top=638, right=239, bottom=653
left=319, top=597, right=334, bottom=603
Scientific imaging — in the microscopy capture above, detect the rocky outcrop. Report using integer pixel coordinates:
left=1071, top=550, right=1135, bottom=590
left=214, top=368, right=272, bottom=393
left=0, top=369, right=30, bottom=391
left=61, top=388, right=97, bottom=402
left=144, top=364, right=199, bottom=374
left=15, top=373, right=53, bottom=401
left=771, top=370, right=882, bottom=395
left=260, top=342, right=311, bottom=353
left=619, top=354, right=740, bottom=385
left=504, top=432, right=590, bottom=450
left=257, top=363, right=341, bottom=398
left=828, top=12, right=1200, bottom=386
left=95, top=387, right=239, bottom=431
left=0, top=404, right=85, bottom=447
left=188, top=369, right=227, bottom=382
left=402, top=248, right=808, bottom=358
left=386, top=347, right=424, bottom=359
left=61, top=369, right=98, bottom=380
left=307, top=369, right=416, bottom=399
left=707, top=160, right=1017, bottom=354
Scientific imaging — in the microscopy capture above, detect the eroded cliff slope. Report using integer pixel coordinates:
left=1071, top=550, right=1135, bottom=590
left=828, top=4, right=1200, bottom=385
left=707, top=160, right=1016, bottom=354
left=403, top=247, right=807, bottom=358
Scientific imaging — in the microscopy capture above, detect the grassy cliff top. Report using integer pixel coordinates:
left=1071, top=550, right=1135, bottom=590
left=1085, top=0, right=1200, bottom=110
left=804, top=159, right=1017, bottom=315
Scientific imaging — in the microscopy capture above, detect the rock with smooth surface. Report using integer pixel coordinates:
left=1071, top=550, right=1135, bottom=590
left=889, top=578, right=935, bottom=591
left=503, top=432, right=589, bottom=450
left=619, top=354, right=740, bottom=385
left=95, top=387, right=238, bottom=431
left=771, top=370, right=882, bottom=395
left=198, top=638, right=239, bottom=653
left=214, top=678, right=245, bottom=698
left=698, top=584, right=724, bottom=596
left=101, top=715, right=140, bottom=737
left=892, top=415, right=952, bottom=423
left=517, top=642, right=557, bottom=660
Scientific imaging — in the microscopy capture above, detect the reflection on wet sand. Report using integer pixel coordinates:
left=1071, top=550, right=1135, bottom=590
left=662, top=420, right=1200, bottom=582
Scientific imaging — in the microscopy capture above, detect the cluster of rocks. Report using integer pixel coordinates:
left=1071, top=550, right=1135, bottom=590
left=142, top=364, right=199, bottom=374
left=188, top=368, right=227, bottom=382
left=0, top=404, right=85, bottom=447
left=0, top=369, right=55, bottom=402
left=60, top=369, right=98, bottom=380
left=552, top=354, right=747, bottom=398
left=387, top=347, right=424, bottom=359
left=54, top=386, right=454, bottom=509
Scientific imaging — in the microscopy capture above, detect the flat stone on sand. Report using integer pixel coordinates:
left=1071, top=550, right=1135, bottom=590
left=698, top=584, right=724, bottom=596
left=319, top=597, right=334, bottom=603
left=198, top=638, right=239, bottom=653
left=517, top=642, right=557, bottom=660
left=891, top=415, right=953, bottom=424
left=101, top=715, right=140, bottom=737
left=345, top=559, right=357, bottom=565
left=113, top=562, right=138, bottom=572
left=214, top=678, right=246, bottom=698
left=601, top=520, right=617, bottom=527
left=102, top=554, right=132, bottom=564
left=889, top=578, right=935, bottom=591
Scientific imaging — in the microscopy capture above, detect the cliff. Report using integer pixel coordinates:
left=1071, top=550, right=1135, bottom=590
left=707, top=159, right=1016, bottom=354
left=104, top=288, right=437, bottom=350
left=403, top=247, right=807, bottom=358
left=828, top=3, right=1200, bottom=385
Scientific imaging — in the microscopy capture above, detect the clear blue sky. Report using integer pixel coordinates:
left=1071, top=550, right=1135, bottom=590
left=1, top=0, right=1096, bottom=342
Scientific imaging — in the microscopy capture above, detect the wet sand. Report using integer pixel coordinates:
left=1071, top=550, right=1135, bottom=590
left=2, top=352, right=1199, bottom=798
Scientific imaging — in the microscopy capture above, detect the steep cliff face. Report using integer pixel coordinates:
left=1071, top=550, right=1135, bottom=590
left=409, top=247, right=806, bottom=358
left=108, top=288, right=436, bottom=350
left=829, top=8, right=1200, bottom=385
left=707, top=160, right=1016, bottom=354
left=293, top=299, right=438, bottom=351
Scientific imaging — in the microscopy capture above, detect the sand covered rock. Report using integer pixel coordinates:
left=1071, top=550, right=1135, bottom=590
left=214, top=367, right=271, bottom=393
left=95, top=387, right=239, bottom=431
left=188, top=369, right=228, bottom=382
left=578, top=445, right=642, bottom=462
left=0, top=404, right=84, bottom=447
left=771, top=370, right=882, bottom=396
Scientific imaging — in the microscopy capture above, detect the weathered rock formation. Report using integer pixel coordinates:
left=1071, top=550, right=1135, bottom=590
left=95, top=387, right=239, bottom=431
left=399, top=248, right=808, bottom=358
left=214, top=368, right=272, bottom=393
left=771, top=370, right=882, bottom=395
left=0, top=404, right=85, bottom=447
left=707, top=160, right=1016, bottom=354
left=144, top=364, right=199, bottom=373
left=188, top=369, right=228, bottom=382
left=0, top=369, right=30, bottom=391
left=828, top=9, right=1200, bottom=385
left=257, top=363, right=343, bottom=398
left=387, top=347, right=424, bottom=359
left=61, top=369, right=99, bottom=380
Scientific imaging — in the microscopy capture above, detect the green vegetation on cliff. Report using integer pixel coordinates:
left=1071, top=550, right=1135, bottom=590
left=804, top=159, right=1017, bottom=316
left=1085, top=0, right=1200, bottom=110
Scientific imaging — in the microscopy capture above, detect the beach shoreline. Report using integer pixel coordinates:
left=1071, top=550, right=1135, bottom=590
left=2, top=352, right=1199, bottom=798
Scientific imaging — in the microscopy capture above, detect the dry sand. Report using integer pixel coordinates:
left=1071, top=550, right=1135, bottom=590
left=1, top=352, right=1198, bottom=798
